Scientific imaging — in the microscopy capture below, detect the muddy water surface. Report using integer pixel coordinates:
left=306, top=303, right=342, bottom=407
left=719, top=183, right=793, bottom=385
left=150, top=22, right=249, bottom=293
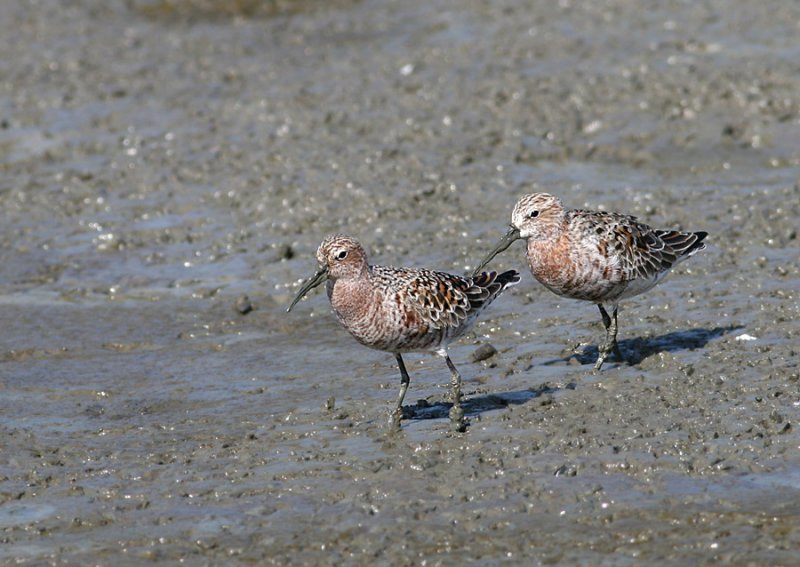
left=1, top=0, right=799, bottom=564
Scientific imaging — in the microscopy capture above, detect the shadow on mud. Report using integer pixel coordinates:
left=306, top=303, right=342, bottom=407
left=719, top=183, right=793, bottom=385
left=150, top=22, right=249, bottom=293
left=543, top=325, right=743, bottom=368
left=401, top=382, right=572, bottom=421
left=397, top=325, right=739, bottom=424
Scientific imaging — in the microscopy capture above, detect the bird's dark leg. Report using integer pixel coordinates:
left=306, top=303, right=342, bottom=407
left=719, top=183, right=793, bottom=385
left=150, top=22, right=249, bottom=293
left=439, top=349, right=468, bottom=432
left=389, top=353, right=411, bottom=429
left=595, top=304, right=622, bottom=371
left=610, top=306, right=623, bottom=361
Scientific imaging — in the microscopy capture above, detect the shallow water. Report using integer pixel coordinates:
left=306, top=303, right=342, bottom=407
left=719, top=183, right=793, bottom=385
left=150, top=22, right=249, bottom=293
left=2, top=0, right=800, bottom=564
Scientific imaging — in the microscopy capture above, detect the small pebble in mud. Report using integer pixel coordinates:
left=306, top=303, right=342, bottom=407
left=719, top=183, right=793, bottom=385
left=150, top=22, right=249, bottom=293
left=553, top=463, right=578, bottom=477
left=84, top=404, right=105, bottom=418
left=276, top=243, right=294, bottom=261
left=234, top=294, right=253, bottom=314
left=471, top=344, right=498, bottom=363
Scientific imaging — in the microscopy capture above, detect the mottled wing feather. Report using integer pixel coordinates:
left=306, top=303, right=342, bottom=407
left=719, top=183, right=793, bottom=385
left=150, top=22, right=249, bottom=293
left=373, top=267, right=519, bottom=331
left=575, top=210, right=699, bottom=282
left=402, top=269, right=472, bottom=329
left=367, top=266, right=466, bottom=330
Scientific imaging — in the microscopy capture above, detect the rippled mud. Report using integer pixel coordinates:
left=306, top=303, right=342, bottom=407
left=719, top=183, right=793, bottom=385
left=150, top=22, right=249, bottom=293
left=2, top=0, right=799, bottom=564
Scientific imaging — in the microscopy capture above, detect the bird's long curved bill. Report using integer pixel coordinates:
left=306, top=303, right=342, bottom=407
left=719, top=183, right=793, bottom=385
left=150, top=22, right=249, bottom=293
left=287, top=267, right=328, bottom=312
left=472, top=227, right=522, bottom=277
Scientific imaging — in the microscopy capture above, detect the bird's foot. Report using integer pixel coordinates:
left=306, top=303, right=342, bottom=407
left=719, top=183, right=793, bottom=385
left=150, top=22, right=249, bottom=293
left=388, top=407, right=404, bottom=431
left=594, top=343, right=612, bottom=372
left=594, top=339, right=624, bottom=372
left=448, top=403, right=468, bottom=433
left=593, top=357, right=606, bottom=373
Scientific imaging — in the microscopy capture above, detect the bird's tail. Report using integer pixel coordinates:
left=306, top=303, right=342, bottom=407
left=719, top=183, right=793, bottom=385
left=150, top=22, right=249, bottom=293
left=466, top=269, right=521, bottom=310
left=494, top=269, right=522, bottom=290
left=657, top=230, right=708, bottom=258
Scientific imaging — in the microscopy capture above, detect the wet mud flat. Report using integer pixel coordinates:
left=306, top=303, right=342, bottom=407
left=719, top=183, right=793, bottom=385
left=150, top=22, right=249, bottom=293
left=1, top=0, right=800, bottom=564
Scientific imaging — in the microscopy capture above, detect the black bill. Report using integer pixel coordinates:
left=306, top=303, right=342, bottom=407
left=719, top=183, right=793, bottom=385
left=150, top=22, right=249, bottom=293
left=472, top=227, right=522, bottom=277
left=287, top=266, right=328, bottom=312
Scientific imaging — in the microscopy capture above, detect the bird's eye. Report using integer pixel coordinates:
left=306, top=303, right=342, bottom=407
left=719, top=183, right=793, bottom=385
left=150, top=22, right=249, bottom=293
left=336, top=250, right=348, bottom=260
left=530, top=210, right=539, bottom=218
